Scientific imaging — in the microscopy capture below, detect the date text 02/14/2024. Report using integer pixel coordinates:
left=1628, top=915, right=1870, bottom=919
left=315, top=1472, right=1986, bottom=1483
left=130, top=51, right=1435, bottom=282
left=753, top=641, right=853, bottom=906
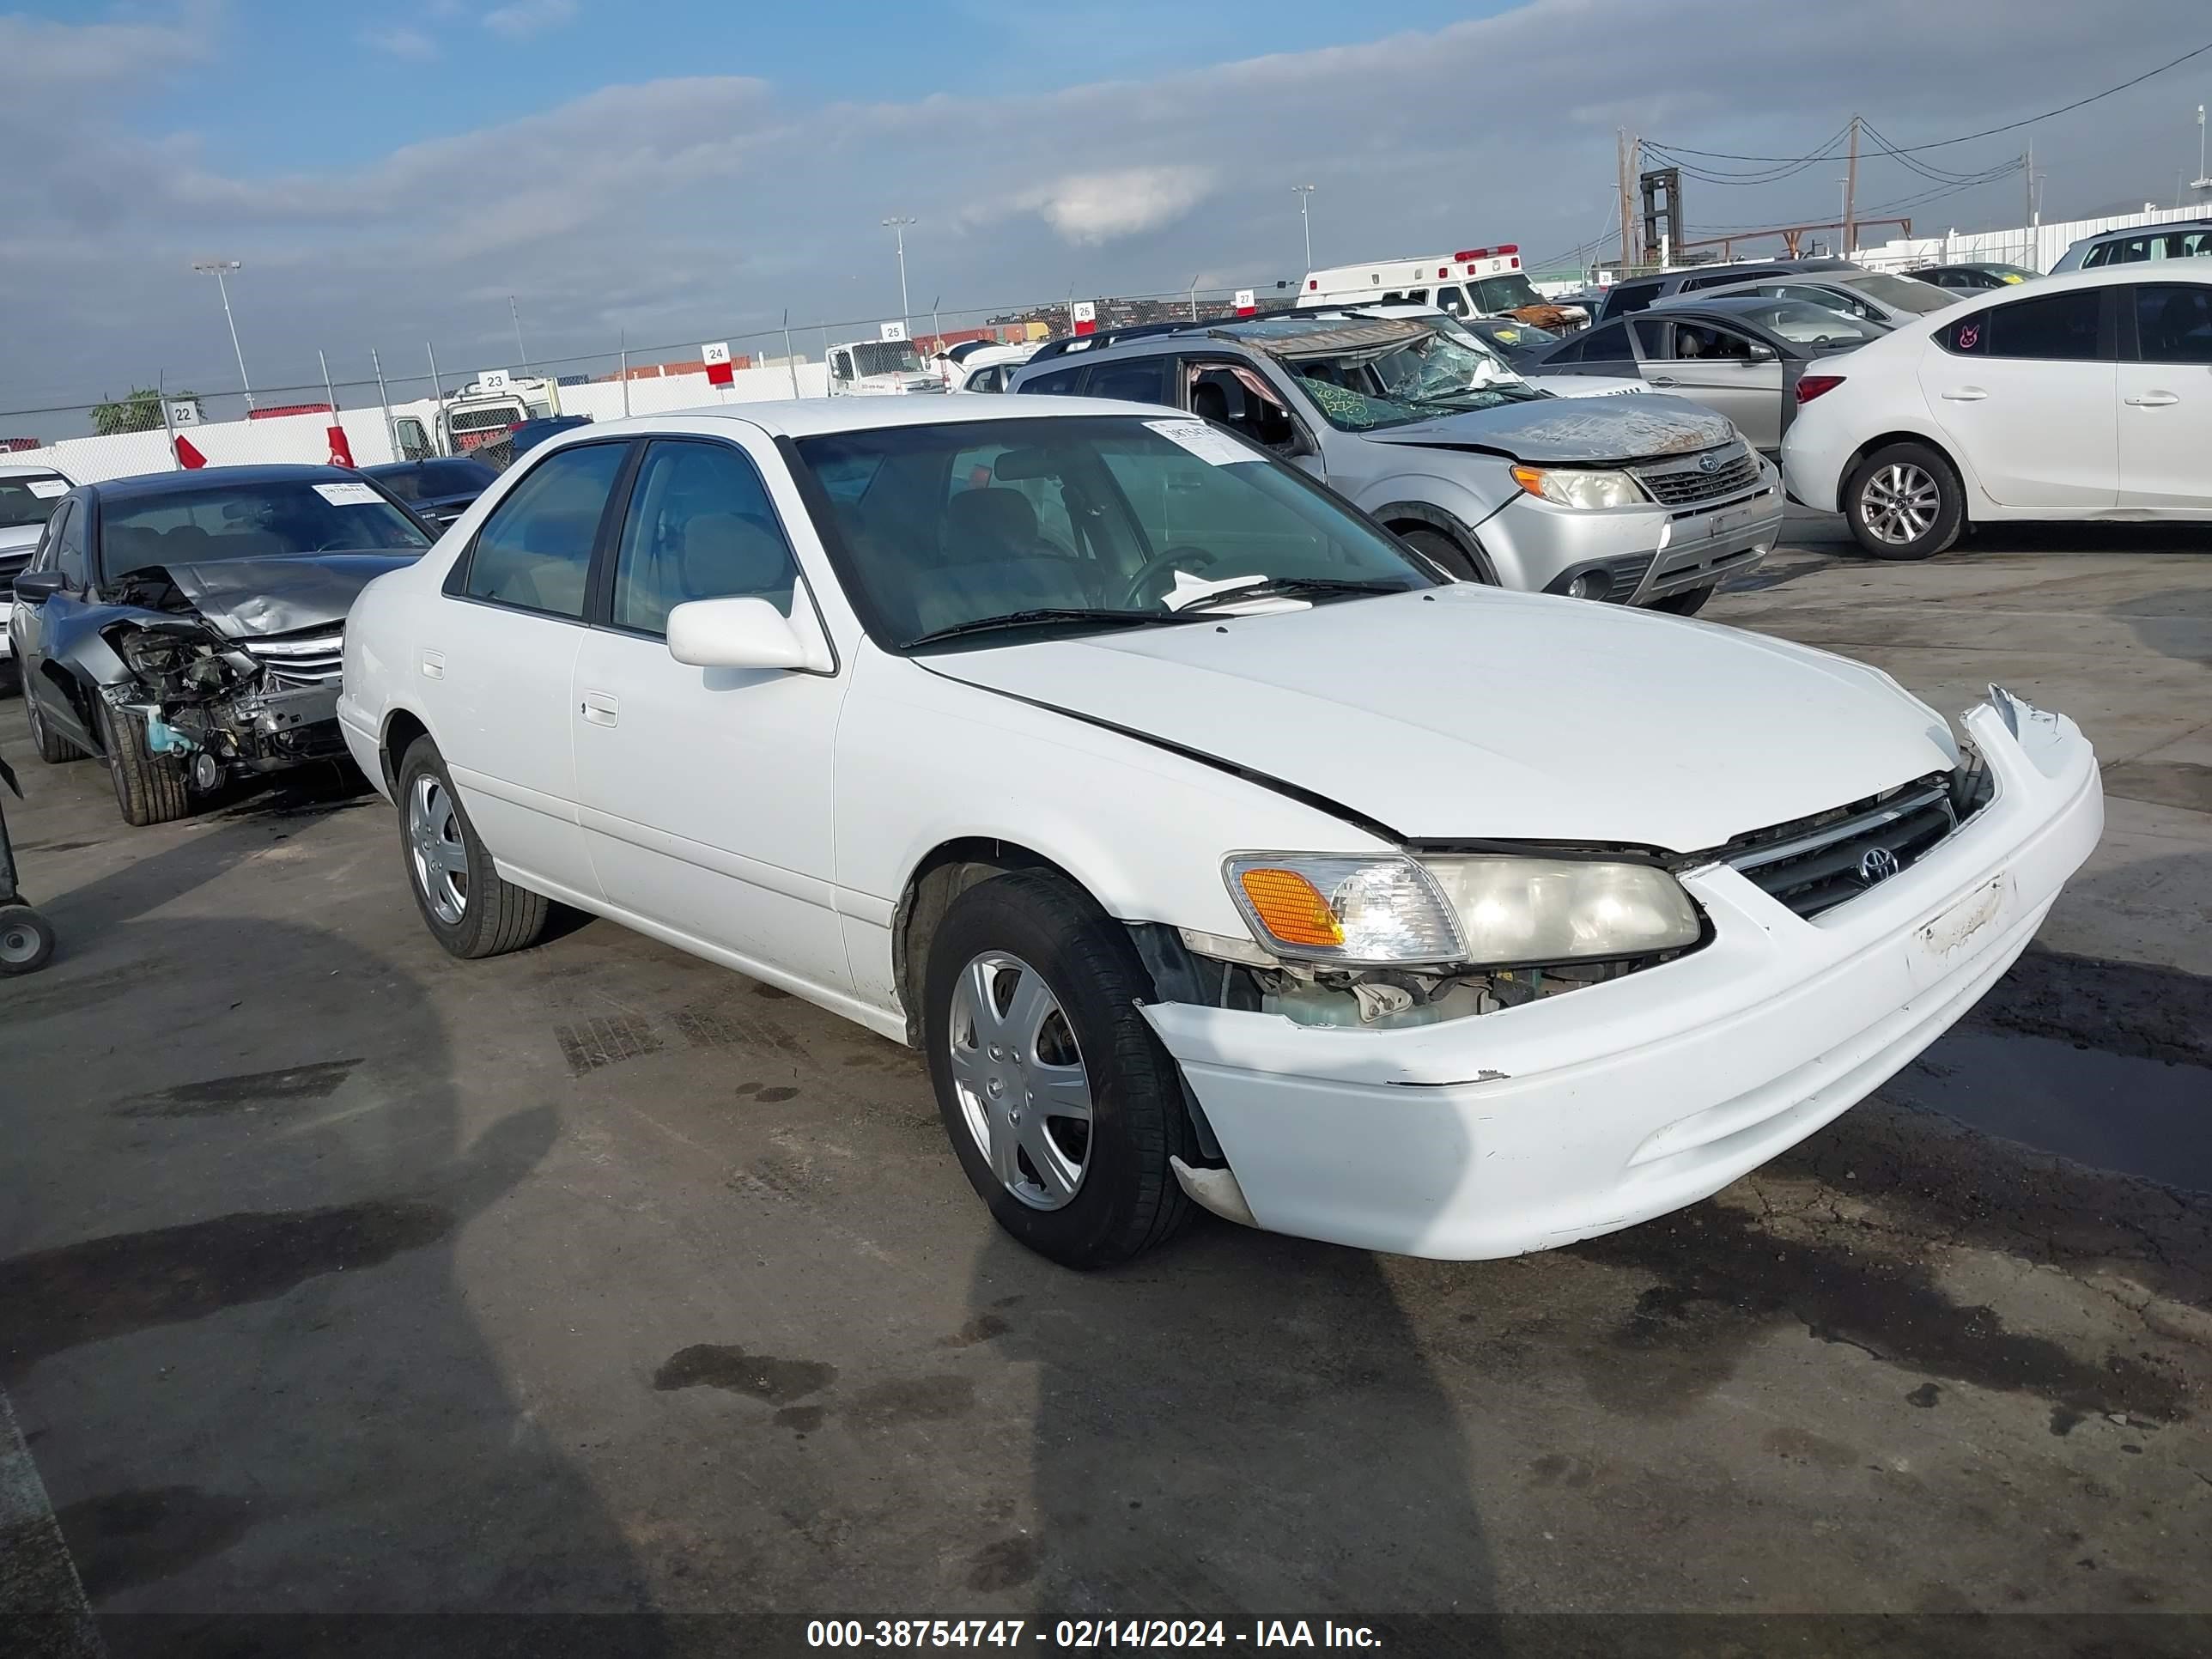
left=805, top=1620, right=1382, bottom=1649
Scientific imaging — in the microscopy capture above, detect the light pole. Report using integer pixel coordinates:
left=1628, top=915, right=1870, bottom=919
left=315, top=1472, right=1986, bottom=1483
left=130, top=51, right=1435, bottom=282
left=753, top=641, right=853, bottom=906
left=509, top=295, right=531, bottom=374
left=191, top=258, right=255, bottom=411
left=881, top=216, right=915, bottom=333
left=1292, top=184, right=1316, bottom=269
left=1838, top=177, right=1850, bottom=256
left=2193, top=105, right=2209, bottom=192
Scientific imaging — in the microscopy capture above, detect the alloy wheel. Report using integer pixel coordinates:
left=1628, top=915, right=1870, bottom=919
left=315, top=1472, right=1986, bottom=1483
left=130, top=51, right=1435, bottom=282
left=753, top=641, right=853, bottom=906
left=1859, top=462, right=1941, bottom=545
left=946, top=951, right=1094, bottom=1212
left=407, top=773, right=469, bottom=927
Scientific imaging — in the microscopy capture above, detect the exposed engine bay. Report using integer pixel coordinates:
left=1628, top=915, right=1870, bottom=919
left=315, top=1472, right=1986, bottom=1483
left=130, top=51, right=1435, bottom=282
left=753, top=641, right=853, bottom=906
left=93, top=563, right=351, bottom=787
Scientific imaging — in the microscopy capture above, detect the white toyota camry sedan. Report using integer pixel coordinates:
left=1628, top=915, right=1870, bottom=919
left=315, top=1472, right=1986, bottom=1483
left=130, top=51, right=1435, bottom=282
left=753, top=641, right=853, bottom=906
left=338, top=398, right=2102, bottom=1269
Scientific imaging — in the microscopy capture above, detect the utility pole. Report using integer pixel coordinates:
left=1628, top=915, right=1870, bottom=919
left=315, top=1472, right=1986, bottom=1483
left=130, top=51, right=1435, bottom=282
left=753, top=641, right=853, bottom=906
left=2025, top=140, right=2037, bottom=270
left=2192, top=105, right=2209, bottom=191
left=1617, top=129, right=1635, bottom=272
left=881, top=216, right=915, bottom=334
left=1843, top=113, right=1858, bottom=258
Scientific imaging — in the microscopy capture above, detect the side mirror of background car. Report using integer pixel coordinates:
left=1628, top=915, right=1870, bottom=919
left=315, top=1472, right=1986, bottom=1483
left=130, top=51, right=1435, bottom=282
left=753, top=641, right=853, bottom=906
left=1746, top=344, right=1779, bottom=364
left=12, top=568, right=65, bottom=602
left=666, top=597, right=827, bottom=673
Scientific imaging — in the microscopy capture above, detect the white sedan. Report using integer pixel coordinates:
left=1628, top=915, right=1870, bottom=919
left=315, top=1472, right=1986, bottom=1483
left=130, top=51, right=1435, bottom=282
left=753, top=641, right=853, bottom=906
left=338, top=398, right=2102, bottom=1268
left=1782, top=264, right=2212, bottom=558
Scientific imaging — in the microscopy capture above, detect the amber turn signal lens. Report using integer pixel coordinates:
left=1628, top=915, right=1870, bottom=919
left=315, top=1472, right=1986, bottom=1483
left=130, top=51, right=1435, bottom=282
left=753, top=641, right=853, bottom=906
left=1236, top=867, right=1344, bottom=949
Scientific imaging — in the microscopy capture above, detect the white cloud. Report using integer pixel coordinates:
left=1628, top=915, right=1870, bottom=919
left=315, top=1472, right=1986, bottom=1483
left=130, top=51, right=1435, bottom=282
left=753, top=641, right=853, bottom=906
left=362, top=26, right=438, bottom=60
left=483, top=0, right=579, bottom=39
left=1019, top=167, right=1215, bottom=245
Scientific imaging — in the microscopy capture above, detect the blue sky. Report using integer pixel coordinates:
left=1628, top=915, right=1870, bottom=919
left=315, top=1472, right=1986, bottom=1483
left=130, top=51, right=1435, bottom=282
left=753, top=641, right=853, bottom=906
left=1, top=0, right=2206, bottom=422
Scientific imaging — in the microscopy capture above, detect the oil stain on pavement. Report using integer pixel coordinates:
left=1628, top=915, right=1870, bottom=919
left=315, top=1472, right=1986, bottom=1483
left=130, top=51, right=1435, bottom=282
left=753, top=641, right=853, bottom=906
left=111, top=1058, right=362, bottom=1118
left=652, top=1344, right=837, bottom=1405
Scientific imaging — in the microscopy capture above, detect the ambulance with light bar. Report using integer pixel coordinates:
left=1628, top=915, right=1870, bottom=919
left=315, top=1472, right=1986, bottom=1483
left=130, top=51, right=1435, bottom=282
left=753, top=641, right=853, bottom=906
left=1297, top=246, right=1586, bottom=331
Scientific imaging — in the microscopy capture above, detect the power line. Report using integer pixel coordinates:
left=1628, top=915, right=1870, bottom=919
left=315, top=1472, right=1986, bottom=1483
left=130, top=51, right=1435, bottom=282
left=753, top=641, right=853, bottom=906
left=1648, top=39, right=2212, bottom=161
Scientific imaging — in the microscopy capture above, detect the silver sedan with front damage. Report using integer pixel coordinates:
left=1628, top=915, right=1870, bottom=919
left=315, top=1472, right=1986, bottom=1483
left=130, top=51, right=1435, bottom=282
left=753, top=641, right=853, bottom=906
left=1011, top=314, right=1784, bottom=617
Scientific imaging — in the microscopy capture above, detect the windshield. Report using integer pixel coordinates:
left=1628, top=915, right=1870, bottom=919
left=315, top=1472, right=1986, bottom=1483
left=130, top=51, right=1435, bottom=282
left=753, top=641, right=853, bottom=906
left=99, top=480, right=432, bottom=576
left=1840, top=270, right=1958, bottom=314
left=1416, top=317, right=1534, bottom=381
left=1470, top=273, right=1545, bottom=313
left=853, top=341, right=927, bottom=376
left=0, top=474, right=69, bottom=529
left=794, top=415, right=1434, bottom=648
left=1465, top=317, right=1559, bottom=350
left=1731, top=301, right=1884, bottom=346
left=1289, top=330, right=1547, bottom=431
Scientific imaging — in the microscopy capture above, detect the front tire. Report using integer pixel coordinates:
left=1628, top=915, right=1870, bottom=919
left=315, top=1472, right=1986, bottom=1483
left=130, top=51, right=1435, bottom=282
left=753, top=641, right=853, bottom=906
left=396, top=735, right=550, bottom=959
left=25, top=686, right=82, bottom=764
left=100, top=702, right=191, bottom=826
left=1844, top=441, right=1964, bottom=561
left=1399, top=527, right=1483, bottom=582
left=923, top=871, right=1194, bottom=1269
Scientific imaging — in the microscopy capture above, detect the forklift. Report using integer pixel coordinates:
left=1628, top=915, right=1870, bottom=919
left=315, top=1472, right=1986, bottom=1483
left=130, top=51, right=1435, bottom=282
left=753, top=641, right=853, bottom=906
left=0, top=749, right=57, bottom=974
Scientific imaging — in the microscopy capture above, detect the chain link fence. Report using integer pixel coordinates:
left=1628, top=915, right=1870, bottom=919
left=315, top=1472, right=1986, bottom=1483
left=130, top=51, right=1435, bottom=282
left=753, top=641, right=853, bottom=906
left=0, top=286, right=1289, bottom=485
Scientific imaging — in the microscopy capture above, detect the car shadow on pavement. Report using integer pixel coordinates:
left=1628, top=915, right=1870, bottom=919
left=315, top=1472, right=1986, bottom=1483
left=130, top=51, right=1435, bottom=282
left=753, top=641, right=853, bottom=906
left=0, top=904, right=669, bottom=1657
left=969, top=1218, right=1495, bottom=1637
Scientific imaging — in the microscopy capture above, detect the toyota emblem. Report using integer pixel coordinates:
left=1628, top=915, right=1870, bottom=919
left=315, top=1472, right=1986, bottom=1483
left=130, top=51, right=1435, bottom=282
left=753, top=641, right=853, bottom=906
left=1698, top=452, right=1721, bottom=473
left=1857, top=846, right=1901, bottom=884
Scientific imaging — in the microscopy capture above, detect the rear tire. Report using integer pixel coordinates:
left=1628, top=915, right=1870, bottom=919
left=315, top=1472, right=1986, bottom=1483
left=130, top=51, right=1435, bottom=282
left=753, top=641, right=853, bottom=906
left=1399, top=527, right=1483, bottom=582
left=25, top=686, right=81, bottom=763
left=923, top=870, right=1194, bottom=1269
left=0, top=905, right=56, bottom=975
left=1844, top=441, right=1965, bottom=561
left=1650, top=584, right=1715, bottom=617
left=397, top=735, right=550, bottom=959
left=100, top=702, right=191, bottom=826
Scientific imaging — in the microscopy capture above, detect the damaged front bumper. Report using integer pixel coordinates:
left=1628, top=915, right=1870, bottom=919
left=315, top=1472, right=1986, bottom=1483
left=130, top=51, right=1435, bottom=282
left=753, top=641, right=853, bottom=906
left=1141, top=692, right=2102, bottom=1261
left=1480, top=455, right=1784, bottom=605
left=110, top=677, right=347, bottom=775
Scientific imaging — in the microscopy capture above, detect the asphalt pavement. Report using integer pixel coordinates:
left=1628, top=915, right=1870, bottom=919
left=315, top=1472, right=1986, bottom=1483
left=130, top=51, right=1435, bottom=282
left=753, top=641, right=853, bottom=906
left=3, top=514, right=2209, bottom=1656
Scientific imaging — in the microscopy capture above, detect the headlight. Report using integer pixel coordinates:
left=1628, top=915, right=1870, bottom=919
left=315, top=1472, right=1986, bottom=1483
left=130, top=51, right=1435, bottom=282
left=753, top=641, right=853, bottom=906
left=1509, top=465, right=1646, bottom=509
left=1225, top=853, right=1700, bottom=966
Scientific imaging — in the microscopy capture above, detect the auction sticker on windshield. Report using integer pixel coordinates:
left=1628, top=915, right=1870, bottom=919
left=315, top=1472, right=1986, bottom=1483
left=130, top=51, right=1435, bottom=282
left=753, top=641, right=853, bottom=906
left=26, top=478, right=68, bottom=498
left=313, top=481, right=386, bottom=506
left=1146, top=419, right=1256, bottom=465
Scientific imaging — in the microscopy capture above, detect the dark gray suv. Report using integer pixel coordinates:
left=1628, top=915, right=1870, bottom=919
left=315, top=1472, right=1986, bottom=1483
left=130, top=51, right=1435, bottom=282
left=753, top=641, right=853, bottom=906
left=1595, top=258, right=1863, bottom=322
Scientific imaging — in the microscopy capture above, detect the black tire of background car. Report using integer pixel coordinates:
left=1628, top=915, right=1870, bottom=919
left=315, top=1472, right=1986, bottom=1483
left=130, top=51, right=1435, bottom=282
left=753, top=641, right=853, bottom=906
left=397, top=735, right=550, bottom=959
left=99, top=702, right=191, bottom=827
left=1397, top=528, right=1483, bottom=582
left=1844, top=441, right=1966, bottom=562
left=0, top=904, right=57, bottom=975
left=923, top=870, right=1195, bottom=1270
left=1650, top=584, right=1716, bottom=617
left=25, top=688, right=82, bottom=764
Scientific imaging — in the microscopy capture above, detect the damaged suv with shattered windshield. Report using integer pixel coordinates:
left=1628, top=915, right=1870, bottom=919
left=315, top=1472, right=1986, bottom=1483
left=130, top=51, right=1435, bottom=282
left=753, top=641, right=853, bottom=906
left=8, top=465, right=433, bottom=825
left=1012, top=314, right=1784, bottom=615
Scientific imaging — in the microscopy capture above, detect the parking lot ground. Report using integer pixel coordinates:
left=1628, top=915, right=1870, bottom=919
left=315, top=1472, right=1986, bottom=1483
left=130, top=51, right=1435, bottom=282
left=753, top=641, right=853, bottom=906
left=3, top=520, right=2210, bottom=1654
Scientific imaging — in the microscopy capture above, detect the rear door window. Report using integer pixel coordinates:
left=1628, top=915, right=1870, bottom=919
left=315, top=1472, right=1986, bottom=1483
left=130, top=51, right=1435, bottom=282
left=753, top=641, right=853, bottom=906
left=1603, top=281, right=1664, bottom=317
left=1016, top=366, right=1083, bottom=396
left=459, top=441, right=629, bottom=618
left=1082, top=358, right=1172, bottom=406
left=1981, top=289, right=2106, bottom=360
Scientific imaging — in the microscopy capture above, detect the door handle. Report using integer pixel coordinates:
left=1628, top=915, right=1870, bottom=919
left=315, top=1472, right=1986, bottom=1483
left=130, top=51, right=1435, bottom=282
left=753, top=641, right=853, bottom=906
left=1940, top=387, right=1988, bottom=401
left=2124, top=392, right=2180, bottom=407
left=1648, top=376, right=1679, bottom=386
left=580, top=690, right=619, bottom=728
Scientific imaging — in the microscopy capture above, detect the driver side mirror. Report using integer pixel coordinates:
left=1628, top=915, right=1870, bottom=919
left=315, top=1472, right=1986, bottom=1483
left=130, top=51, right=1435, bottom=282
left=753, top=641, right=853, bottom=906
left=1744, top=343, right=1778, bottom=364
left=667, top=597, right=831, bottom=673
left=13, top=568, right=65, bottom=603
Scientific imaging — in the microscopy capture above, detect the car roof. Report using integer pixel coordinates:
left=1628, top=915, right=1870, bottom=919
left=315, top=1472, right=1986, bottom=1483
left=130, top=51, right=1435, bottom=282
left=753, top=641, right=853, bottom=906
left=2068, top=216, right=2212, bottom=246
left=0, top=462, right=69, bottom=478
left=1640, top=294, right=1802, bottom=319
left=85, top=462, right=362, bottom=501
left=555, top=395, right=1183, bottom=444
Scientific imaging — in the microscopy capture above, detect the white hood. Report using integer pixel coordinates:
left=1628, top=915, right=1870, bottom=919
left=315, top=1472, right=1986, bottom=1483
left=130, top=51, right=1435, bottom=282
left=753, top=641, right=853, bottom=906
left=927, top=585, right=1956, bottom=851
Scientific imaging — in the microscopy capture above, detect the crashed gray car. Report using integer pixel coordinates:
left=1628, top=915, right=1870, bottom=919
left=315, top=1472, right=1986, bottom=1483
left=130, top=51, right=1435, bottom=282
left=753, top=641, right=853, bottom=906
left=1010, top=315, right=1783, bottom=615
left=6, top=464, right=433, bottom=824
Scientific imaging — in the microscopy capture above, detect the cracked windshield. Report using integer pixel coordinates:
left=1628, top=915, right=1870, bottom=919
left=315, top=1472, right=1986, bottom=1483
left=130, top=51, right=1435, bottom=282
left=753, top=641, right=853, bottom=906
left=1289, top=327, right=1547, bottom=432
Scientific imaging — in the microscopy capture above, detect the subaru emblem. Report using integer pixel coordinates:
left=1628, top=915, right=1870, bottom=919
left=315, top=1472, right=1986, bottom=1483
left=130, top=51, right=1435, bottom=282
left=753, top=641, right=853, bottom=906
left=1857, top=846, right=1900, bottom=884
left=1698, top=452, right=1721, bottom=473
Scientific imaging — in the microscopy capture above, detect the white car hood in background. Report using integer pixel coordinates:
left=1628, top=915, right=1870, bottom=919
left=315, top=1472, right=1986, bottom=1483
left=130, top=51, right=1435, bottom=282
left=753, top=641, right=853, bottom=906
left=1522, top=374, right=1650, bottom=399
left=927, top=586, right=1955, bottom=851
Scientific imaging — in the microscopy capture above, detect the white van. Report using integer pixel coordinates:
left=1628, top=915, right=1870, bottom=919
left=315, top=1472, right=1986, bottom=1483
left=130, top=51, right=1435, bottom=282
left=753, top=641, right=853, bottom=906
left=825, top=337, right=946, bottom=398
left=1297, top=245, right=1588, bottom=330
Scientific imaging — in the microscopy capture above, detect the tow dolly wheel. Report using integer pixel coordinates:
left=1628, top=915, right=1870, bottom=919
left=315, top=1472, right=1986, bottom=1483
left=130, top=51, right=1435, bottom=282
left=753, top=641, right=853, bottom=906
left=0, top=904, right=56, bottom=975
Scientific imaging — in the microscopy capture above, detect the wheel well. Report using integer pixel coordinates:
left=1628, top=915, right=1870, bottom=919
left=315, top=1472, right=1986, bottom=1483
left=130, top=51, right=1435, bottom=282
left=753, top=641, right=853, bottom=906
left=380, top=708, right=429, bottom=794
left=1844, top=430, right=1968, bottom=510
left=892, top=839, right=1087, bottom=1046
left=36, top=662, right=102, bottom=754
left=1377, top=505, right=1494, bottom=582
